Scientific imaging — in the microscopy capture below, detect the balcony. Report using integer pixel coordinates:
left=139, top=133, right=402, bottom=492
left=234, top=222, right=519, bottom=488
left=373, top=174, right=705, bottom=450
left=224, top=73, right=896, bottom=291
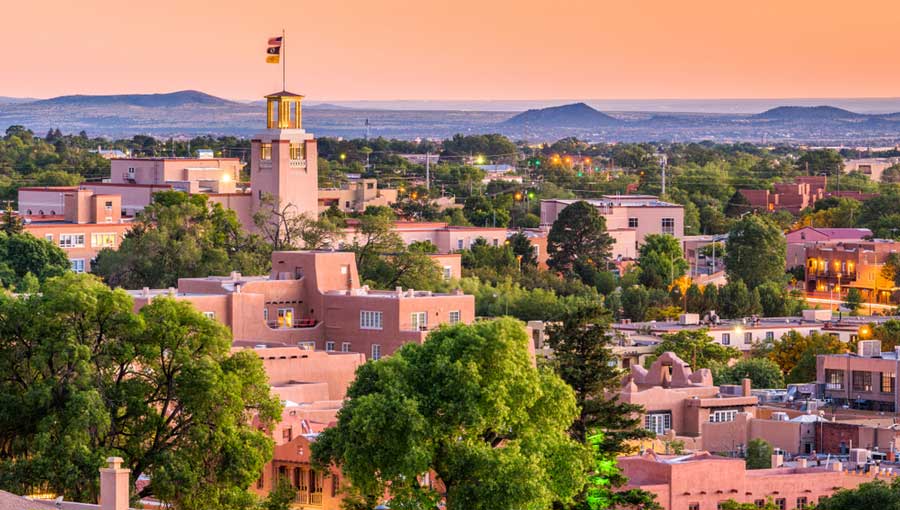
left=267, top=318, right=318, bottom=329
left=289, top=159, right=307, bottom=169
left=293, top=491, right=323, bottom=506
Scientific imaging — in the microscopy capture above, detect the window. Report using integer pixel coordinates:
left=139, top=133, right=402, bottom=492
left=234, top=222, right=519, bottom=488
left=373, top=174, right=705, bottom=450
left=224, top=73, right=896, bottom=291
left=710, top=409, right=738, bottom=423
left=341, top=342, right=351, bottom=352
left=721, top=333, right=731, bottom=345
left=371, top=344, right=382, bottom=360
left=44, top=233, right=53, bottom=242
left=628, top=217, right=639, bottom=228
left=277, top=308, right=294, bottom=328
left=263, top=308, right=269, bottom=321
left=360, top=310, right=383, bottom=330
left=443, top=266, right=453, bottom=280
left=289, top=142, right=304, bottom=160
left=882, top=372, right=895, bottom=394
left=298, top=341, right=315, bottom=350
left=331, top=475, right=340, bottom=497
left=826, top=369, right=844, bottom=390
left=744, top=332, right=753, bottom=344
left=104, top=200, right=113, bottom=210
left=661, top=217, right=675, bottom=235
left=492, top=239, right=499, bottom=247
left=689, top=504, right=700, bottom=510
left=282, top=427, right=293, bottom=442
left=644, top=412, right=671, bottom=434
left=202, top=311, right=215, bottom=319
left=797, top=497, right=808, bottom=509
left=70, top=259, right=85, bottom=273
left=411, top=311, right=428, bottom=331
left=340, top=265, right=348, bottom=275
left=325, top=341, right=335, bottom=352
left=91, top=233, right=117, bottom=248
left=260, top=143, right=272, bottom=160
left=257, top=474, right=265, bottom=490
left=59, top=233, right=85, bottom=248
left=765, top=331, right=775, bottom=341
left=457, top=239, right=464, bottom=250
left=852, top=370, right=873, bottom=392
left=754, top=500, right=766, bottom=508
left=775, top=498, right=786, bottom=510
left=448, top=310, right=461, bottom=325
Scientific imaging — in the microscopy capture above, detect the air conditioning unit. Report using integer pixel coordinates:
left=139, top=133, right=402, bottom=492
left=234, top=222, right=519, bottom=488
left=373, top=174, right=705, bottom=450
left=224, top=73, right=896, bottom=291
left=680, top=313, right=700, bottom=325
left=858, top=340, right=882, bottom=357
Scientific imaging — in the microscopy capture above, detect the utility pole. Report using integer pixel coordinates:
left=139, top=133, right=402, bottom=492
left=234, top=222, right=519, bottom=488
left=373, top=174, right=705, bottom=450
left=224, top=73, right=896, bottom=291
left=425, top=152, right=431, bottom=191
left=659, top=153, right=668, bottom=197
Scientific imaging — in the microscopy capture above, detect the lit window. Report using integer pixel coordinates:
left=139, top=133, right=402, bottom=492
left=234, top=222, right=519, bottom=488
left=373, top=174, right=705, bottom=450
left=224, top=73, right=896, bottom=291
left=360, top=310, right=383, bottom=330
left=825, top=369, right=844, bottom=390
left=70, top=259, right=85, bottom=273
left=289, top=143, right=304, bottom=161
left=260, top=143, right=272, bottom=161
left=371, top=344, right=382, bottom=360
left=91, top=233, right=117, bottom=249
left=882, top=372, right=895, bottom=393
left=448, top=311, right=461, bottom=324
left=277, top=308, right=294, bottom=328
left=59, top=234, right=85, bottom=248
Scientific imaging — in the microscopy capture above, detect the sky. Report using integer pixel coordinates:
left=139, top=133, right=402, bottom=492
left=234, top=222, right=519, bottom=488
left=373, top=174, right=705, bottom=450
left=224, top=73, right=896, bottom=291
left=3, top=0, right=899, bottom=101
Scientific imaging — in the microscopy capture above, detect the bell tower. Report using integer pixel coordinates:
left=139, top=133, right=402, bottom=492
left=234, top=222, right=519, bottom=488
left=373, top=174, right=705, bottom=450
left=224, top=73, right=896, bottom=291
left=250, top=91, right=319, bottom=219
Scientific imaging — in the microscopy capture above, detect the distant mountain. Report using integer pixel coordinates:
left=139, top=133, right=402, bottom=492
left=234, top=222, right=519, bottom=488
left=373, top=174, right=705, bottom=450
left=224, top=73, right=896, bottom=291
left=29, top=90, right=237, bottom=108
left=0, top=96, right=35, bottom=105
left=306, top=102, right=355, bottom=110
left=754, top=105, right=867, bottom=121
left=503, top=102, right=620, bottom=128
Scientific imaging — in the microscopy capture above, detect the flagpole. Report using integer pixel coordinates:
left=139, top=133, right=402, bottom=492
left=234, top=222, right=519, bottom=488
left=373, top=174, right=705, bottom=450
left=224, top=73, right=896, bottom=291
left=282, top=28, right=286, bottom=92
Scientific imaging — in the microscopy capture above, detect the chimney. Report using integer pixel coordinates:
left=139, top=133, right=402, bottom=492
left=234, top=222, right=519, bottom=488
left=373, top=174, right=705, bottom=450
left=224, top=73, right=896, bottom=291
left=742, top=378, right=752, bottom=397
left=100, top=457, right=130, bottom=510
left=797, top=458, right=808, bottom=468
left=771, top=451, right=784, bottom=468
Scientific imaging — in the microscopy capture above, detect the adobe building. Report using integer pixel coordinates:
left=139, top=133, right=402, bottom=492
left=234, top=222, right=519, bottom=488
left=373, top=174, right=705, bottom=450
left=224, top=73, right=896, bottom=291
left=785, top=227, right=873, bottom=270
left=619, top=352, right=758, bottom=440
left=803, top=239, right=900, bottom=306
left=738, top=176, right=826, bottom=214
left=843, top=157, right=900, bottom=182
left=318, top=177, right=398, bottom=213
left=540, top=196, right=684, bottom=259
left=817, top=340, right=900, bottom=412
left=619, top=450, right=876, bottom=510
left=130, top=250, right=475, bottom=360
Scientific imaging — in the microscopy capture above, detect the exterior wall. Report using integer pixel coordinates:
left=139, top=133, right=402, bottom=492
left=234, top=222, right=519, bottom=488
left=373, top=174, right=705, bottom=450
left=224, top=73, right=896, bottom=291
left=318, top=179, right=398, bottom=212
left=620, top=452, right=875, bottom=510
left=803, top=240, right=900, bottom=304
left=816, top=354, right=899, bottom=410
left=110, top=158, right=241, bottom=185
left=24, top=221, right=132, bottom=272
left=253, top=435, right=344, bottom=510
left=250, top=132, right=319, bottom=221
left=843, top=158, right=900, bottom=182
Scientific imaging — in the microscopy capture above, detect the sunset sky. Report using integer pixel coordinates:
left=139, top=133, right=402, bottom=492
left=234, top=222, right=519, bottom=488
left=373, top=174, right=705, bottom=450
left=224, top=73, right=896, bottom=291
left=3, top=0, right=899, bottom=101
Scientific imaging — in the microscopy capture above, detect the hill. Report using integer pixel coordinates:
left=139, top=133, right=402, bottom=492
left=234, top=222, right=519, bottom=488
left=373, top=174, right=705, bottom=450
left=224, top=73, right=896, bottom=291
left=29, top=90, right=237, bottom=108
left=754, top=105, right=867, bottom=121
left=502, top=102, right=620, bottom=128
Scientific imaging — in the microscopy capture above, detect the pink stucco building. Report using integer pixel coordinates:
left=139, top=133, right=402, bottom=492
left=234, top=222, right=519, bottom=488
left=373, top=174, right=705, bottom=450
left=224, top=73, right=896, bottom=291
left=130, top=250, right=474, bottom=360
left=619, top=450, right=873, bottom=510
left=540, top=196, right=683, bottom=259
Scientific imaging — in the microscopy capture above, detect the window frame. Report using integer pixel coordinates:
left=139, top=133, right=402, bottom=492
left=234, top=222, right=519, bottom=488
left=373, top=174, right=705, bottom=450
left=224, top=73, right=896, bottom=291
left=360, top=310, right=384, bottom=330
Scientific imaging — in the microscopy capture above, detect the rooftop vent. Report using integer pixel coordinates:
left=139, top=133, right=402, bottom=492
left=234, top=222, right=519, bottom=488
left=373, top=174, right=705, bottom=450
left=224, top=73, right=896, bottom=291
left=858, top=340, right=882, bottom=357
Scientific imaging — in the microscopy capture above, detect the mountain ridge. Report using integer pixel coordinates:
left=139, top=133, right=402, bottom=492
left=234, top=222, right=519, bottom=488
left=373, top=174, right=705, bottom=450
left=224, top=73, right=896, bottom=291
left=502, top=102, right=621, bottom=128
left=28, top=90, right=238, bottom=108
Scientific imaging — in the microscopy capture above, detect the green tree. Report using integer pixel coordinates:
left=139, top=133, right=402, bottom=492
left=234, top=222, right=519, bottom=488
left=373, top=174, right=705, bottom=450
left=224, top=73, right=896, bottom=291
left=652, top=329, right=740, bottom=370
left=547, top=201, right=614, bottom=275
left=715, top=358, right=785, bottom=389
left=756, top=281, right=806, bottom=317
left=637, top=234, right=689, bottom=289
left=797, top=149, right=843, bottom=176
left=817, top=479, right=900, bottom=510
left=253, top=192, right=342, bottom=251
left=724, top=215, right=786, bottom=289
left=508, top=231, right=538, bottom=267
left=546, top=304, right=651, bottom=449
left=0, top=231, right=71, bottom=288
left=94, top=191, right=269, bottom=288
left=0, top=273, right=282, bottom=508
left=766, top=331, right=849, bottom=383
left=312, top=318, right=589, bottom=510
left=584, top=431, right=661, bottom=510
left=1, top=204, right=23, bottom=235
left=873, top=320, right=900, bottom=351
left=621, top=285, right=650, bottom=322
left=718, top=279, right=761, bottom=319
left=746, top=438, right=773, bottom=469
left=844, top=288, right=863, bottom=315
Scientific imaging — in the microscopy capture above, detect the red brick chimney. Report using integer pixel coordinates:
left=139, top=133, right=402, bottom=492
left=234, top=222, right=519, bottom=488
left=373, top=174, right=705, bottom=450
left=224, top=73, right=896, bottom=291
left=742, top=378, right=752, bottom=397
left=100, top=457, right=130, bottom=510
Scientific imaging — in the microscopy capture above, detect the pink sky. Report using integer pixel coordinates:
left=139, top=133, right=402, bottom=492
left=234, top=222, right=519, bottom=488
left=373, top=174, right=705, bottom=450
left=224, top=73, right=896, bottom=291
left=3, top=0, right=898, bottom=101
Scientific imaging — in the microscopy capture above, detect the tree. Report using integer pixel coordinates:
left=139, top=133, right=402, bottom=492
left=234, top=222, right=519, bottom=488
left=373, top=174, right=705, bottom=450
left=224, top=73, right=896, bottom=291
left=312, top=318, right=589, bottom=510
left=652, top=329, right=740, bottom=370
left=746, top=438, right=773, bottom=469
left=882, top=164, right=900, bottom=184
left=873, top=320, right=900, bottom=351
left=685, top=283, right=705, bottom=314
left=621, top=285, right=650, bottom=322
left=724, top=215, right=786, bottom=289
left=1, top=203, right=23, bottom=235
left=584, top=431, right=661, bottom=510
left=94, top=191, right=269, bottom=288
left=546, top=304, right=651, bottom=449
left=797, top=149, right=843, bottom=176
left=253, top=192, right=341, bottom=251
left=637, top=234, right=689, bottom=289
left=844, top=288, right=863, bottom=315
left=766, top=331, right=849, bottom=383
left=508, top=231, right=538, bottom=267
left=547, top=201, right=614, bottom=275
left=756, top=281, right=806, bottom=317
left=724, top=190, right=753, bottom=217
left=718, top=279, right=761, bottom=319
left=817, top=479, right=900, bottom=510
left=715, top=358, right=785, bottom=389
left=0, top=231, right=71, bottom=289
left=0, top=273, right=282, bottom=508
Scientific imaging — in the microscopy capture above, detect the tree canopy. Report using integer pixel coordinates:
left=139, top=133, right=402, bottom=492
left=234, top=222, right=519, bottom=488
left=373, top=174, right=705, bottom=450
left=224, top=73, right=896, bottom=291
left=0, top=273, right=282, bottom=509
left=652, top=329, right=740, bottom=370
left=724, top=215, right=786, bottom=289
left=0, top=231, right=71, bottom=289
left=547, top=201, right=614, bottom=276
left=312, top=318, right=589, bottom=510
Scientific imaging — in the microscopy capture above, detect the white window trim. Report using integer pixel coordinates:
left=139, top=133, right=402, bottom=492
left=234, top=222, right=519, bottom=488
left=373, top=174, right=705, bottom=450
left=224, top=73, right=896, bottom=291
left=59, top=233, right=86, bottom=249
left=448, top=310, right=461, bottom=324
left=360, top=310, right=383, bottom=330
left=325, top=341, right=335, bottom=352
left=371, top=344, right=382, bottom=360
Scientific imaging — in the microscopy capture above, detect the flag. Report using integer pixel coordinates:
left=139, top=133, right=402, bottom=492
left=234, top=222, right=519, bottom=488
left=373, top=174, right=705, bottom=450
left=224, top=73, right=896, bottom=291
left=266, top=55, right=280, bottom=64
left=267, top=46, right=281, bottom=55
left=268, top=36, right=283, bottom=46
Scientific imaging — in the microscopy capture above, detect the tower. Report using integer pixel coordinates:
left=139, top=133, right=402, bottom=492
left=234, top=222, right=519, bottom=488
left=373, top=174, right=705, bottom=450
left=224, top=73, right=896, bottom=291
left=250, top=91, right=319, bottom=219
